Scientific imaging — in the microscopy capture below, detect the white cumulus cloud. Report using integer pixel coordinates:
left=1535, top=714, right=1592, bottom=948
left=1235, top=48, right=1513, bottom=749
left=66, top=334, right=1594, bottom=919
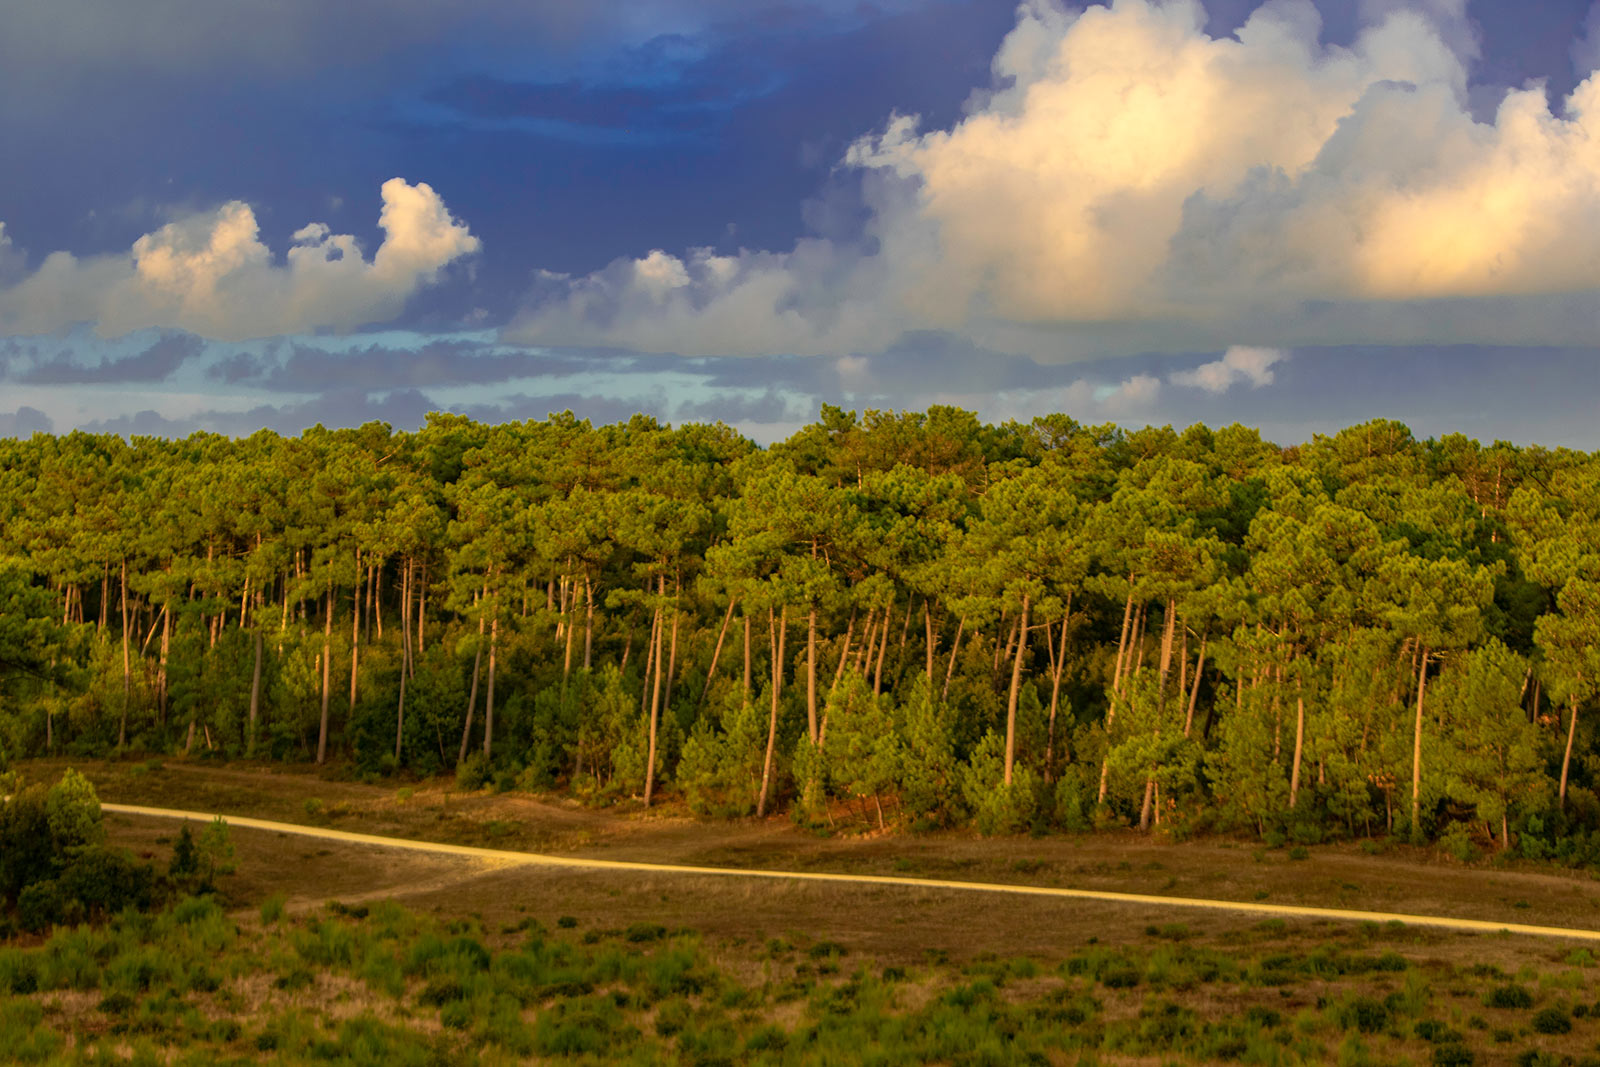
left=509, top=0, right=1600, bottom=360
left=1171, top=345, right=1287, bottom=392
left=0, top=179, right=478, bottom=341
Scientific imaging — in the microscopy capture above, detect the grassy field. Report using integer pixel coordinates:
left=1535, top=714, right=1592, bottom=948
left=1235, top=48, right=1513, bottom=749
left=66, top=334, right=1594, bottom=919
left=7, top=757, right=1600, bottom=1064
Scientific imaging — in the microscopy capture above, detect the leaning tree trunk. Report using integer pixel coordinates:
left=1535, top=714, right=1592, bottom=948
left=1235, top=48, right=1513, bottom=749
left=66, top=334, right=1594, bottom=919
left=483, top=613, right=498, bottom=761
left=1561, top=695, right=1581, bottom=810
left=756, top=605, right=789, bottom=818
left=644, top=576, right=666, bottom=808
left=1289, top=691, right=1306, bottom=810
left=1003, top=593, right=1031, bottom=786
left=1410, top=646, right=1430, bottom=835
left=349, top=549, right=362, bottom=717
left=698, top=597, right=737, bottom=709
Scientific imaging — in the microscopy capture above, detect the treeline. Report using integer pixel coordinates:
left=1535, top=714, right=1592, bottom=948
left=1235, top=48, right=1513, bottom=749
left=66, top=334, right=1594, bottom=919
left=1, top=408, right=1597, bottom=854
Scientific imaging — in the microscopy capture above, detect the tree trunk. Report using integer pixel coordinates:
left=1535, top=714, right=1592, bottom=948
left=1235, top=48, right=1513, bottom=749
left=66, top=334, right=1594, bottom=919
left=584, top=574, right=595, bottom=670
left=872, top=601, right=892, bottom=695
left=743, top=612, right=753, bottom=699
left=807, top=607, right=819, bottom=743
left=1045, top=605, right=1070, bottom=774
left=1139, top=778, right=1155, bottom=831
left=415, top=566, right=426, bottom=656
left=1183, top=630, right=1207, bottom=737
left=119, top=557, right=130, bottom=748
left=459, top=606, right=485, bottom=764
left=248, top=627, right=263, bottom=756
left=699, top=597, right=736, bottom=708
left=318, top=581, right=333, bottom=764
left=1561, top=697, right=1580, bottom=810
left=1410, top=646, right=1429, bottom=834
left=483, top=614, right=498, bottom=760
left=1289, top=693, right=1306, bottom=809
left=924, top=600, right=937, bottom=682
left=1157, top=597, right=1177, bottom=691
left=349, top=549, right=361, bottom=717
left=1003, top=593, right=1031, bottom=786
left=756, top=605, right=788, bottom=818
left=832, top=610, right=857, bottom=693
left=396, top=562, right=412, bottom=762
left=157, top=602, right=171, bottom=725
left=645, top=577, right=666, bottom=807
left=1111, top=579, right=1136, bottom=695
left=664, top=576, right=681, bottom=709
left=562, top=571, right=577, bottom=689
left=942, top=615, right=966, bottom=701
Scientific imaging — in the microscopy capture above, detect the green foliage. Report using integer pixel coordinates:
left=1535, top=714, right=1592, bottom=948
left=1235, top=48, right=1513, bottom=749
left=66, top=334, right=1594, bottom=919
left=2, top=413, right=1599, bottom=849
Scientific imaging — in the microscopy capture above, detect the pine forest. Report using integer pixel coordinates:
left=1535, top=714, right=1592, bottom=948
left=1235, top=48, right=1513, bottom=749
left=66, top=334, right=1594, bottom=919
left=2, top=407, right=1597, bottom=859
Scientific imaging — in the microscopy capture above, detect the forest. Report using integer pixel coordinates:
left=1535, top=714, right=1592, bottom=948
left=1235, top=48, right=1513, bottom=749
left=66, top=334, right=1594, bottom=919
left=0, top=407, right=1596, bottom=856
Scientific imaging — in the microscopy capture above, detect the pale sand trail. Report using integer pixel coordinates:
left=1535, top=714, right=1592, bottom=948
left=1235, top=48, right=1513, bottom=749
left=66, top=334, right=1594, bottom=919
left=103, top=802, right=1600, bottom=942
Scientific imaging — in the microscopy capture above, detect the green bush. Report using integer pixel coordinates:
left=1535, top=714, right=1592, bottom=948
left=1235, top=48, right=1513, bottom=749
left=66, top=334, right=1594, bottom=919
left=455, top=754, right=491, bottom=792
left=1486, top=984, right=1534, bottom=1010
left=16, top=880, right=61, bottom=933
left=1530, top=1006, right=1571, bottom=1034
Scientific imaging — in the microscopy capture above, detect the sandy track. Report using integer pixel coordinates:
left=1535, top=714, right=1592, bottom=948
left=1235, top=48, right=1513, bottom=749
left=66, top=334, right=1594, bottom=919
left=104, top=802, right=1600, bottom=942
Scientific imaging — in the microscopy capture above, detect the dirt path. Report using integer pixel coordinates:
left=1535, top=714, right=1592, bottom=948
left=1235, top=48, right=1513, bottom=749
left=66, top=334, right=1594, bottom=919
left=103, top=802, right=1600, bottom=943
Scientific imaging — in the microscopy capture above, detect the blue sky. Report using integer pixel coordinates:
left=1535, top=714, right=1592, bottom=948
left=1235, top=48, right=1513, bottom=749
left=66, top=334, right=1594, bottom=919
left=1, top=0, right=1598, bottom=445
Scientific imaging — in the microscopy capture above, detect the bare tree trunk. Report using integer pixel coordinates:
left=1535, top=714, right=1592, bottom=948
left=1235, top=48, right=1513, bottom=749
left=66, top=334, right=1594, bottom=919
left=807, top=607, right=819, bottom=743
left=699, top=597, right=736, bottom=708
left=415, top=566, right=426, bottom=656
left=119, top=557, right=130, bottom=748
left=459, top=603, right=485, bottom=764
left=1157, top=597, right=1177, bottom=691
left=1410, top=647, right=1429, bottom=834
left=743, top=612, right=753, bottom=699
left=562, top=573, right=577, bottom=689
left=349, top=549, right=361, bottom=717
left=395, top=562, right=411, bottom=762
left=1003, top=593, right=1031, bottom=786
left=483, top=613, right=498, bottom=761
left=1289, top=692, right=1306, bottom=809
left=1183, top=630, right=1207, bottom=737
left=873, top=601, right=892, bottom=695
left=832, top=610, right=857, bottom=693
left=157, top=603, right=171, bottom=725
left=1561, top=697, right=1580, bottom=810
left=756, top=605, right=788, bottom=817
left=583, top=573, right=594, bottom=670
left=645, top=577, right=666, bottom=807
left=318, top=581, right=333, bottom=764
left=1045, top=605, right=1070, bottom=774
left=924, top=600, right=937, bottom=682
left=248, top=626, right=263, bottom=756
left=664, top=576, right=681, bottom=709
left=942, top=615, right=966, bottom=701
left=1111, top=580, right=1135, bottom=695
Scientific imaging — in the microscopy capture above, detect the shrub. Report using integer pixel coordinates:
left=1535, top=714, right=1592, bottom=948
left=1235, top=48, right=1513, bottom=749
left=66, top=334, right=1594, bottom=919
left=58, top=845, right=155, bottom=918
left=260, top=892, right=287, bottom=925
left=16, top=880, right=61, bottom=933
left=1530, top=1006, right=1571, bottom=1034
left=456, top=754, right=491, bottom=792
left=1486, top=984, right=1534, bottom=1010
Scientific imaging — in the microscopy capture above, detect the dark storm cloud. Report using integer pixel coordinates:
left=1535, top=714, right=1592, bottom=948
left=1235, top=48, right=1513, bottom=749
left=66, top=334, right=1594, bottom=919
left=210, top=340, right=593, bottom=391
left=16, top=332, right=204, bottom=384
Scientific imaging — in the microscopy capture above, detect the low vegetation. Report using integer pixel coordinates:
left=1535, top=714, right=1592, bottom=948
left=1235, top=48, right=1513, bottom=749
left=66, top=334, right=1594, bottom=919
left=5, top=891, right=1600, bottom=1065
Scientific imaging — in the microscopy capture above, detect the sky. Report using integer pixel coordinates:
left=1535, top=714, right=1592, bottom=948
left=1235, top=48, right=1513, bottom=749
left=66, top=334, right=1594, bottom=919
left=1, top=0, right=1599, bottom=447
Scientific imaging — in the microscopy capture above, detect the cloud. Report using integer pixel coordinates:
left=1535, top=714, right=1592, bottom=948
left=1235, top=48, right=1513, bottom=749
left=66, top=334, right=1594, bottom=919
left=0, top=180, right=479, bottom=341
left=1575, top=2, right=1600, bottom=76
left=508, top=0, right=1600, bottom=359
left=1170, top=345, right=1286, bottom=392
left=16, top=332, right=204, bottom=384
left=0, top=406, right=53, bottom=437
left=211, top=339, right=587, bottom=392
